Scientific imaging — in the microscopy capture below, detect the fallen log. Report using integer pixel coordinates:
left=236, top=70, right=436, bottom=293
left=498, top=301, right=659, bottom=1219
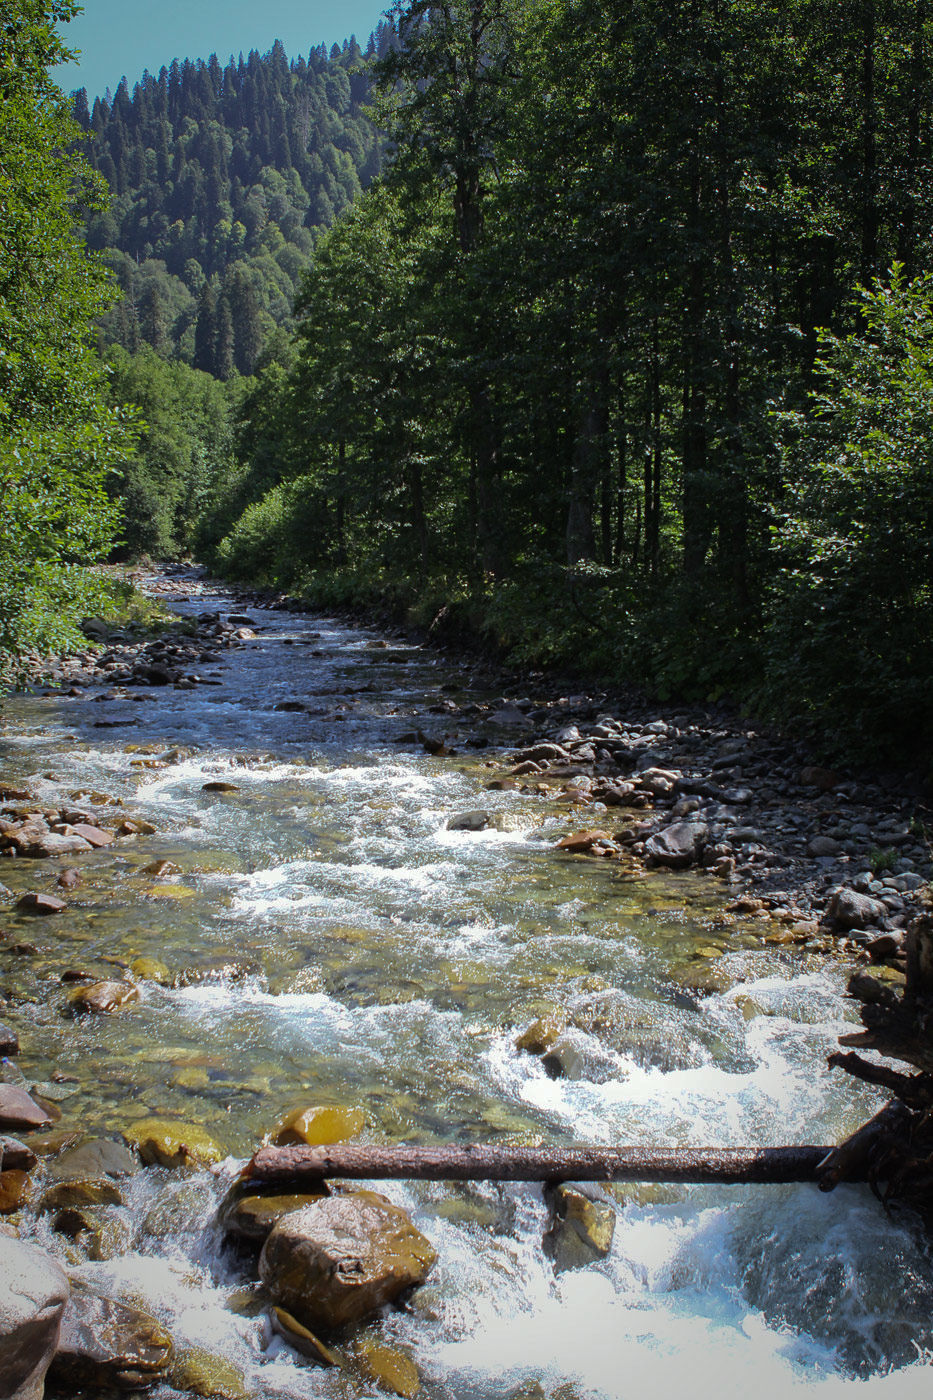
left=245, top=1142, right=847, bottom=1188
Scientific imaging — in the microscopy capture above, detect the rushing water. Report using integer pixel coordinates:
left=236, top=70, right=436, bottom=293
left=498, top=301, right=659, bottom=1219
left=2, top=575, right=933, bottom=1399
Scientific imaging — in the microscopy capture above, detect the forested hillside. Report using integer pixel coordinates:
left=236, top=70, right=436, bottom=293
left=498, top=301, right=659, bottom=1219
left=72, top=26, right=395, bottom=370
left=5, top=0, right=933, bottom=771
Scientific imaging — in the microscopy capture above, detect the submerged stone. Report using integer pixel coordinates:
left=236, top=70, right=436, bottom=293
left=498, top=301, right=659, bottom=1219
left=123, top=1118, right=223, bottom=1169
left=355, top=1339, right=421, bottom=1397
left=271, top=1104, right=366, bottom=1148
left=170, top=1347, right=247, bottom=1400
left=69, top=980, right=140, bottom=1015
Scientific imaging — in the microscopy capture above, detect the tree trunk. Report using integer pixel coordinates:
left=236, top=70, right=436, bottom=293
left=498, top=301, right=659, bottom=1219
left=245, top=1142, right=840, bottom=1188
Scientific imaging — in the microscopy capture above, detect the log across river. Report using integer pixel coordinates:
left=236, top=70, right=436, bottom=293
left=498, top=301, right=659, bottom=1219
left=0, top=567, right=931, bottom=1399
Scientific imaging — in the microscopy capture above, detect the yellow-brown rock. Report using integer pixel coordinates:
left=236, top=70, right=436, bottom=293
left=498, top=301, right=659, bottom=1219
left=170, top=1347, right=247, bottom=1400
left=124, top=1118, right=223, bottom=1169
left=515, top=1014, right=566, bottom=1056
left=356, top=1340, right=420, bottom=1397
left=69, top=981, right=140, bottom=1015
left=271, top=1104, right=366, bottom=1148
left=218, top=1185, right=328, bottom=1243
left=258, top=1191, right=436, bottom=1330
left=0, top=1169, right=30, bottom=1214
left=39, top=1177, right=124, bottom=1211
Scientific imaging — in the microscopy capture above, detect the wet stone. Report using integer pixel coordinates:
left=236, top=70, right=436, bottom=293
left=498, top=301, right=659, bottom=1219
left=218, top=1185, right=329, bottom=1243
left=14, top=892, right=66, bottom=916
left=272, top=1103, right=366, bottom=1148
left=355, top=1339, right=421, bottom=1397
left=0, top=1236, right=69, bottom=1400
left=0, top=1086, right=52, bottom=1132
left=446, top=810, right=490, bottom=831
left=0, top=1170, right=30, bottom=1214
left=259, top=1190, right=437, bottom=1331
left=543, top=1184, right=616, bottom=1272
left=269, top=1306, right=340, bottom=1366
left=170, top=1347, right=248, bottom=1400
left=0, top=1137, right=37, bottom=1172
left=69, top=980, right=140, bottom=1015
left=0, top=1022, right=19, bottom=1055
left=39, top=1177, right=124, bottom=1212
left=49, top=1288, right=173, bottom=1391
left=124, top=1117, right=223, bottom=1169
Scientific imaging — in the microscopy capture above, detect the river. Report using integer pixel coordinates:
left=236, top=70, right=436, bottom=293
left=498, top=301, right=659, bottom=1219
left=2, top=573, right=932, bottom=1399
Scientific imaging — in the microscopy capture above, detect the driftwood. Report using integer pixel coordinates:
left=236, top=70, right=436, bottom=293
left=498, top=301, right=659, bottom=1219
left=823, top=911, right=933, bottom=1214
left=245, top=1142, right=845, bottom=1188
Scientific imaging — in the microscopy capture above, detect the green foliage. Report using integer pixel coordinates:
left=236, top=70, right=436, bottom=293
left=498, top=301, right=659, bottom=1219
left=0, top=0, right=136, bottom=686
left=763, top=270, right=933, bottom=761
left=105, top=346, right=242, bottom=558
left=213, top=474, right=327, bottom=587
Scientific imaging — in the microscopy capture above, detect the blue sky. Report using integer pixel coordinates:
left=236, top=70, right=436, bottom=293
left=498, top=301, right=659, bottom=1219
left=54, top=0, right=387, bottom=99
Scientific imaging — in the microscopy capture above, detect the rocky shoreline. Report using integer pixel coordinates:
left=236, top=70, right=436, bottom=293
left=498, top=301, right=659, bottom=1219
left=1, top=566, right=930, bottom=1397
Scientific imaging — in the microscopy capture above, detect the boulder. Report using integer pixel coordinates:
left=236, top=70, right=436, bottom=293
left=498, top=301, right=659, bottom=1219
left=825, top=888, right=889, bottom=931
left=258, top=1191, right=436, bottom=1330
left=123, top=1118, right=223, bottom=1169
left=355, top=1340, right=420, bottom=1398
left=218, top=1185, right=328, bottom=1243
left=68, top=824, right=114, bottom=849
left=445, top=811, right=490, bottom=832
left=48, top=1289, right=173, bottom=1391
left=0, top=1237, right=69, bottom=1400
left=169, top=1348, right=246, bottom=1400
left=69, top=981, right=140, bottom=1015
left=39, top=1178, right=124, bottom=1212
left=0, top=1171, right=30, bottom=1215
left=0, top=1088, right=52, bottom=1133
left=638, top=768, right=681, bottom=796
left=50, top=1139, right=136, bottom=1182
left=22, top=833, right=93, bottom=859
left=555, top=830, right=612, bottom=854
left=515, top=1014, right=566, bottom=1056
left=0, top=1139, right=37, bottom=1173
left=13, top=893, right=66, bottom=916
left=644, top=820, right=708, bottom=869
left=271, top=1105, right=365, bottom=1148
left=807, top=835, right=843, bottom=858
left=543, top=1184, right=616, bottom=1273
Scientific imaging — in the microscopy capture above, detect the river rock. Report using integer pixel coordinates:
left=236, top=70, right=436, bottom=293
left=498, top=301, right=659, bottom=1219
left=0, top=1138, right=37, bottom=1173
left=355, top=1340, right=420, bottom=1398
left=39, top=1178, right=124, bottom=1212
left=49, top=1288, right=173, bottom=1390
left=124, top=1118, right=223, bottom=1169
left=22, top=833, right=93, bottom=859
left=807, top=835, right=843, bottom=858
left=555, top=830, right=612, bottom=854
left=515, top=1014, right=566, bottom=1056
left=0, top=1023, right=19, bottom=1056
left=0, top=1087, right=52, bottom=1132
left=638, top=767, right=680, bottom=796
left=543, top=1184, right=616, bottom=1272
left=272, top=1104, right=366, bottom=1148
left=219, top=1184, right=329, bottom=1243
left=50, top=1138, right=137, bottom=1182
left=14, top=893, right=66, bottom=916
left=170, top=1347, right=247, bottom=1399
left=68, top=823, right=114, bottom=849
left=0, top=1171, right=30, bottom=1214
left=129, top=957, right=171, bottom=984
left=644, top=819, right=708, bottom=869
left=825, top=888, right=889, bottom=931
left=69, top=981, right=140, bottom=1015
left=0, top=1236, right=69, bottom=1400
left=446, top=810, right=490, bottom=832
left=269, top=1306, right=340, bottom=1365
left=258, top=1191, right=437, bottom=1330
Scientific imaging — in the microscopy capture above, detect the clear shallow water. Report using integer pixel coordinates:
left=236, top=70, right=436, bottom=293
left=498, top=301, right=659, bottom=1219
left=2, top=577, right=932, bottom=1398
